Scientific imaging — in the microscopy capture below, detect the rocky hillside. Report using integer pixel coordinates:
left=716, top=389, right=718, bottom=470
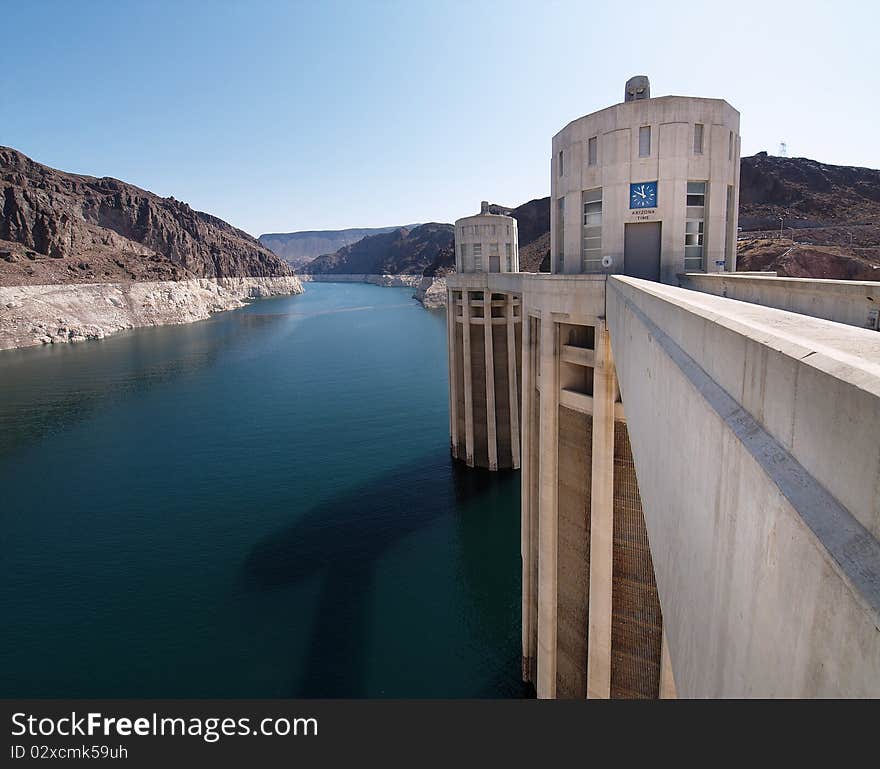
left=736, top=153, right=880, bottom=279
left=259, top=226, right=415, bottom=269
left=511, top=197, right=551, bottom=272
left=301, top=199, right=553, bottom=277
left=0, top=146, right=292, bottom=286
left=739, top=152, right=880, bottom=231
left=302, top=223, right=455, bottom=275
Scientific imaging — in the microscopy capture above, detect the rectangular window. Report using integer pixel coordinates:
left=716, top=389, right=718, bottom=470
left=556, top=197, right=565, bottom=272
left=489, top=242, right=499, bottom=256
left=588, top=136, right=598, bottom=166
left=685, top=221, right=704, bottom=268
left=505, top=243, right=512, bottom=271
left=728, top=131, right=734, bottom=160
left=639, top=125, right=651, bottom=157
left=459, top=243, right=467, bottom=266
left=685, top=181, right=707, bottom=271
left=473, top=243, right=482, bottom=271
left=558, top=150, right=564, bottom=177
left=694, top=123, right=704, bottom=154
left=686, top=180, right=706, bottom=207
left=582, top=187, right=603, bottom=272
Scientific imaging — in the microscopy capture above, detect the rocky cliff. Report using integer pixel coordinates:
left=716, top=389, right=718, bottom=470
left=259, top=226, right=415, bottom=269
left=0, top=276, right=302, bottom=351
left=302, top=223, right=454, bottom=275
left=0, top=146, right=302, bottom=349
left=0, top=146, right=294, bottom=286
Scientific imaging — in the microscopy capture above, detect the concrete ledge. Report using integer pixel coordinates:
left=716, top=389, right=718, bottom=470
left=679, top=272, right=880, bottom=330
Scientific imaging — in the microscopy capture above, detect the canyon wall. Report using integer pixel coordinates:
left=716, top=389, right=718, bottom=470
left=0, top=275, right=302, bottom=350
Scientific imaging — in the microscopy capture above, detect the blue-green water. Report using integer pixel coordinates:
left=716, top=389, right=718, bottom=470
left=0, top=283, right=523, bottom=697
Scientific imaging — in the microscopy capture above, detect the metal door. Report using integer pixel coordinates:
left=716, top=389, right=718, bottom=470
left=624, top=222, right=662, bottom=281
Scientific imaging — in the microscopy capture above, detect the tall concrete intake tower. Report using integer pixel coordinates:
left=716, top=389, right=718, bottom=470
left=448, top=204, right=522, bottom=470
left=446, top=77, right=880, bottom=699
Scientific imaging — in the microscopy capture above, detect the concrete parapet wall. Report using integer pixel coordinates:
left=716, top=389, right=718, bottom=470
left=606, top=275, right=880, bottom=697
left=679, top=272, right=880, bottom=331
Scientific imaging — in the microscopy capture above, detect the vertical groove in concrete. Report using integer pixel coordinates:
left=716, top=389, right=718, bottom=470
left=492, top=319, right=512, bottom=470
left=454, top=320, right=466, bottom=460
left=610, top=420, right=662, bottom=699
left=528, top=323, right=540, bottom=685
left=587, top=322, right=616, bottom=699
left=537, top=317, right=559, bottom=698
left=507, top=295, right=521, bottom=470
left=470, top=313, right=489, bottom=469
left=520, top=311, right=533, bottom=682
left=484, top=291, right=498, bottom=471
left=447, top=288, right=458, bottom=457
left=555, top=405, right=592, bottom=698
left=462, top=291, right=474, bottom=466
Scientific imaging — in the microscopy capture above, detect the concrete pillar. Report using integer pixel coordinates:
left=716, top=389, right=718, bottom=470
left=660, top=626, right=678, bottom=699
left=484, top=290, right=498, bottom=471
left=462, top=291, right=474, bottom=467
left=447, top=288, right=459, bottom=457
left=507, top=295, right=521, bottom=471
left=520, top=311, right=533, bottom=681
left=536, top=316, right=559, bottom=698
left=587, top=321, right=616, bottom=699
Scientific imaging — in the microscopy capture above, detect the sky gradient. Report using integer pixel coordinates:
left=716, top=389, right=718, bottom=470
left=2, top=0, right=877, bottom=236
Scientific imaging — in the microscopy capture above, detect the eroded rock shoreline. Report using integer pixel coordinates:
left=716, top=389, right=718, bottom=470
left=0, top=276, right=303, bottom=351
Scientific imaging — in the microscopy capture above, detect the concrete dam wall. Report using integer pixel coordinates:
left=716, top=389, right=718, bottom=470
left=445, top=270, right=880, bottom=698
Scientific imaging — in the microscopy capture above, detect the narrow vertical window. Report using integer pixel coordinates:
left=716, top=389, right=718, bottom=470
left=505, top=243, right=512, bottom=271
left=588, top=136, right=598, bottom=166
left=728, top=131, right=734, bottom=160
left=639, top=126, right=651, bottom=157
left=694, top=123, right=704, bottom=154
left=473, top=243, right=482, bottom=271
left=459, top=243, right=467, bottom=267
left=558, top=149, right=564, bottom=177
left=556, top=197, right=565, bottom=272
left=724, top=184, right=735, bottom=267
left=582, top=187, right=603, bottom=271
left=685, top=181, right=707, bottom=271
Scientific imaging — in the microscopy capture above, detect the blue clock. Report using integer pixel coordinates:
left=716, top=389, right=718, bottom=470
left=630, top=181, right=658, bottom=209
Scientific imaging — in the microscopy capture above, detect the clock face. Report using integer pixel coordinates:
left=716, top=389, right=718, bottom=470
left=630, top=181, right=658, bottom=209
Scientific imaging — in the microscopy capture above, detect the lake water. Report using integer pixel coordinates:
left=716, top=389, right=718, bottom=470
left=0, top=282, right=524, bottom=697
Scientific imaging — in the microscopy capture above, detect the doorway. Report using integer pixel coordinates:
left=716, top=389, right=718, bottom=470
left=624, top=222, right=662, bottom=281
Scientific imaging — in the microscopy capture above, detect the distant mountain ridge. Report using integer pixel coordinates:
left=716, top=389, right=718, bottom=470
left=259, top=225, right=417, bottom=268
left=300, top=199, right=552, bottom=277
left=0, top=146, right=292, bottom=286
left=302, top=223, right=454, bottom=275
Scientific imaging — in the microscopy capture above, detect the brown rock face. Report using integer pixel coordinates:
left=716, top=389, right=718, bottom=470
left=302, top=223, right=455, bottom=275
left=0, top=146, right=292, bottom=286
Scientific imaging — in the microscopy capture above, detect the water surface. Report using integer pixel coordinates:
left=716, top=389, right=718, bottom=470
left=0, top=283, right=523, bottom=697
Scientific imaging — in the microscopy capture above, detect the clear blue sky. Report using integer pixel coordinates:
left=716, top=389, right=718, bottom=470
left=2, top=0, right=877, bottom=236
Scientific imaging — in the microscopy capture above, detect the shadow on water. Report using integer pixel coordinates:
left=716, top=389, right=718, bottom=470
left=243, top=450, right=522, bottom=697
